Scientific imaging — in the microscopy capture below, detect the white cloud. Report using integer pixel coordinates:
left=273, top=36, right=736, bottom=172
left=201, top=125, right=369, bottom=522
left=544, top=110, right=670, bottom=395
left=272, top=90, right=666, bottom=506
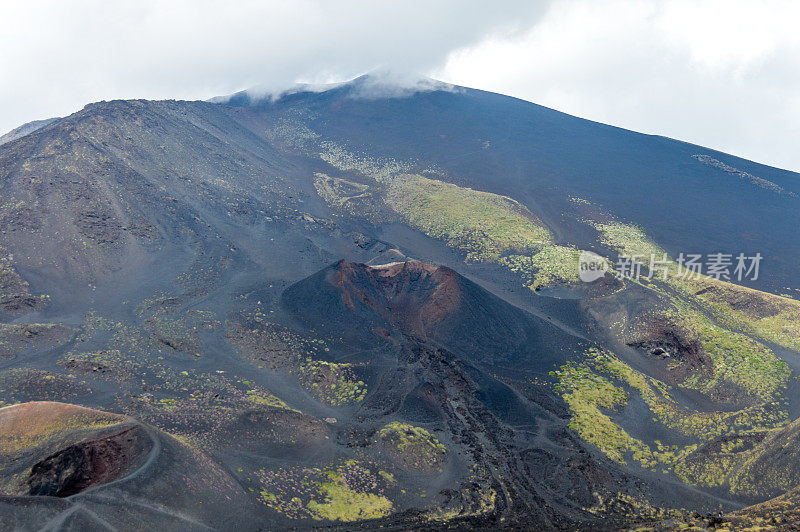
left=232, top=70, right=462, bottom=103
left=2, top=0, right=799, bottom=172
left=0, top=0, right=543, bottom=131
left=434, top=0, right=800, bottom=171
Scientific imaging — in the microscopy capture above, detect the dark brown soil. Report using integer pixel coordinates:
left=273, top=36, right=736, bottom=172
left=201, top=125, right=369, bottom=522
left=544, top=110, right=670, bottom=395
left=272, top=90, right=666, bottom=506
left=378, top=429, right=447, bottom=474
left=0, top=258, right=43, bottom=316
left=26, top=425, right=151, bottom=497
left=331, top=260, right=461, bottom=336
left=217, top=407, right=331, bottom=449
left=694, top=281, right=785, bottom=319
left=225, top=320, right=299, bottom=370
left=628, top=316, right=711, bottom=385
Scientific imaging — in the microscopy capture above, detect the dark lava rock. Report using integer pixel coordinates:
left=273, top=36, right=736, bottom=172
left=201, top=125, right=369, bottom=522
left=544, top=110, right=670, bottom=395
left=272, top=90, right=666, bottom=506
left=27, top=426, right=150, bottom=497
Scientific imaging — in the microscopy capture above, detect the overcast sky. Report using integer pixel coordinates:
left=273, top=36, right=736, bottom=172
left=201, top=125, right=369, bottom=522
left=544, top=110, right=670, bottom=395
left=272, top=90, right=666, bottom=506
left=2, top=0, right=799, bottom=171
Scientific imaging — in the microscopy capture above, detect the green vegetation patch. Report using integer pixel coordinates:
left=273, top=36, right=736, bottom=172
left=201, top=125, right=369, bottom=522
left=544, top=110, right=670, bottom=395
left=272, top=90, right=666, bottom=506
left=592, top=221, right=667, bottom=261
left=378, top=422, right=447, bottom=471
left=586, top=491, right=679, bottom=522
left=591, top=220, right=791, bottom=403
left=384, top=174, right=585, bottom=288
left=596, top=346, right=785, bottom=439
left=693, top=324, right=789, bottom=402
left=649, top=296, right=790, bottom=404
left=554, top=359, right=652, bottom=465
left=257, top=460, right=393, bottom=521
left=245, top=391, right=298, bottom=412
left=314, top=144, right=586, bottom=289
left=297, top=359, right=366, bottom=407
left=386, top=174, right=551, bottom=261
left=554, top=348, right=785, bottom=474
left=500, top=246, right=582, bottom=289
left=683, top=276, right=800, bottom=353
left=307, top=469, right=393, bottom=521
left=592, top=218, right=800, bottom=355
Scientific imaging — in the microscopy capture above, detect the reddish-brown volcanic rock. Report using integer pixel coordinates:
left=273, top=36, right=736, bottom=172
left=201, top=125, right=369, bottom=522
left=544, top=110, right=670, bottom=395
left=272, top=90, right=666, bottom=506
left=331, top=260, right=461, bottom=337
left=283, top=259, right=579, bottom=371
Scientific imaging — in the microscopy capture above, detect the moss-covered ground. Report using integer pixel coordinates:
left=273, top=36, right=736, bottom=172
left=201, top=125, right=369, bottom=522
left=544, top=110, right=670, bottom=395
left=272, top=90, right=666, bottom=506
left=378, top=422, right=447, bottom=471
left=591, top=220, right=791, bottom=403
left=385, top=175, right=551, bottom=260
left=257, top=460, right=393, bottom=521
left=384, top=175, right=585, bottom=288
left=554, top=348, right=787, bottom=476
left=297, top=359, right=367, bottom=407
left=312, top=144, right=586, bottom=289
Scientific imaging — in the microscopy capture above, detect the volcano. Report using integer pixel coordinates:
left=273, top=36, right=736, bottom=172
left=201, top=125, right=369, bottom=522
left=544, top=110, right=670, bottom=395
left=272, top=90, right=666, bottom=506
left=0, top=75, right=799, bottom=529
left=284, top=259, right=579, bottom=372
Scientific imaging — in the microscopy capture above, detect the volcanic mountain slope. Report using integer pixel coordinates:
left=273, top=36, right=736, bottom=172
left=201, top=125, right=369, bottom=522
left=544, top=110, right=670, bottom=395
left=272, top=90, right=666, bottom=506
left=0, top=118, right=59, bottom=146
left=283, top=259, right=578, bottom=371
left=0, top=98, right=302, bottom=300
left=669, top=417, right=800, bottom=529
left=0, top=74, right=800, bottom=528
left=223, top=75, right=800, bottom=295
left=280, top=259, right=683, bottom=528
